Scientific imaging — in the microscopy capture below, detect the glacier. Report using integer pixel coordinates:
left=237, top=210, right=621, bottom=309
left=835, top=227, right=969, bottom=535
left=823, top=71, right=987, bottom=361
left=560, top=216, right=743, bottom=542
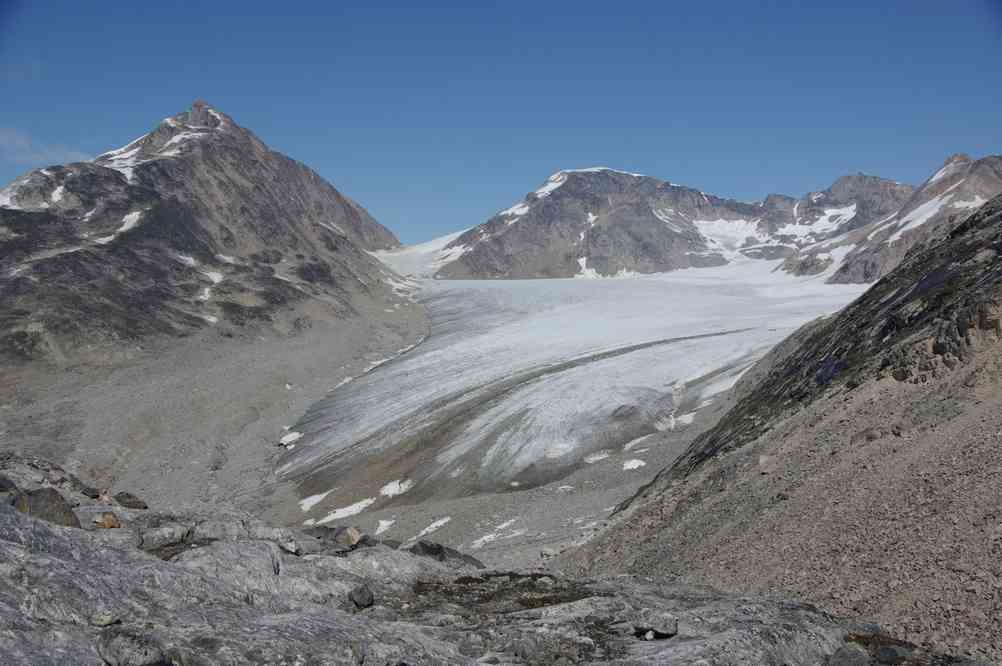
left=278, top=247, right=867, bottom=524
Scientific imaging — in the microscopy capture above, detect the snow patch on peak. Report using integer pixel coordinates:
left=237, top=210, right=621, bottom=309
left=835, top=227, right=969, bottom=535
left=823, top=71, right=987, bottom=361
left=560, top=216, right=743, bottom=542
left=500, top=201, right=530, bottom=220
left=927, top=157, right=970, bottom=186
left=652, top=207, right=686, bottom=233
left=94, top=210, right=144, bottom=245
left=535, top=171, right=569, bottom=198
left=563, top=166, right=646, bottom=177
left=693, top=218, right=766, bottom=253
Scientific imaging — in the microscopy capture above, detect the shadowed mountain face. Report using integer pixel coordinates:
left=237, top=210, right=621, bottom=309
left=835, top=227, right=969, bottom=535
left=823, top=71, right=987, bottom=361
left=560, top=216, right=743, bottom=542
left=428, top=167, right=914, bottom=279
left=568, top=194, right=1002, bottom=660
left=0, top=101, right=401, bottom=364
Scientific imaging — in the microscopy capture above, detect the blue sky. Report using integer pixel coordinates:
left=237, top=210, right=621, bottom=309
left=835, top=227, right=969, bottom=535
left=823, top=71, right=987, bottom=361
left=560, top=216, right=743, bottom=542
left=1, top=1, right=1000, bottom=243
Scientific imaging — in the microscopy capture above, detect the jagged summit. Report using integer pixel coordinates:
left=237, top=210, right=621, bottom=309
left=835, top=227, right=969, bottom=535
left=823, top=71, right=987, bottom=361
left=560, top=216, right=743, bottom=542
left=187, top=98, right=212, bottom=126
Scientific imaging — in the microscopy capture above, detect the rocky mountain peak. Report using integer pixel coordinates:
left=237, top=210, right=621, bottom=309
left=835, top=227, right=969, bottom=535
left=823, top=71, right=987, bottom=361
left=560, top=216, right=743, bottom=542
left=761, top=193, right=795, bottom=210
left=827, top=172, right=911, bottom=200
left=0, top=102, right=402, bottom=363
left=944, top=152, right=973, bottom=165
left=188, top=98, right=212, bottom=126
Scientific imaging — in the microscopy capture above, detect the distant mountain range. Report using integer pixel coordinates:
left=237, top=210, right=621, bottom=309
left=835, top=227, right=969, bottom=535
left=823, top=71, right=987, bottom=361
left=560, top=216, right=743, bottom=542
left=402, top=156, right=1001, bottom=283
left=0, top=101, right=403, bottom=364
left=3, top=101, right=999, bottom=367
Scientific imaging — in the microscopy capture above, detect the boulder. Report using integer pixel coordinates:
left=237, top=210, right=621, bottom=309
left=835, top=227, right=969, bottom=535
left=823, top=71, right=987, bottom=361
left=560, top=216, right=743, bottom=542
left=875, top=644, right=913, bottom=664
left=349, top=584, right=375, bottom=609
left=93, top=511, right=123, bottom=529
left=333, top=526, right=363, bottom=548
left=113, top=491, right=148, bottom=510
left=407, top=540, right=486, bottom=570
left=0, top=474, right=18, bottom=505
left=96, top=626, right=170, bottom=666
left=827, top=643, right=872, bottom=666
left=298, top=525, right=365, bottom=555
left=630, top=609, right=679, bottom=640
left=13, top=487, right=81, bottom=528
left=89, top=611, right=122, bottom=627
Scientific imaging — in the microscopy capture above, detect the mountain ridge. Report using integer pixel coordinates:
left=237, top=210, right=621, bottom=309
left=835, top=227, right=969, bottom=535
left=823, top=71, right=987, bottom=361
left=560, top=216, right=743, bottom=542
left=392, top=165, right=916, bottom=279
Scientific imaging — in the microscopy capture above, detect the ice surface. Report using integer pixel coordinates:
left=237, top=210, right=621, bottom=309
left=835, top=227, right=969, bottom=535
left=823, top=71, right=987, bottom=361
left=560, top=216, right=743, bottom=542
left=371, top=229, right=471, bottom=277
left=283, top=253, right=867, bottom=521
left=693, top=218, right=765, bottom=252
left=776, top=204, right=856, bottom=238
left=622, top=459, right=646, bottom=470
left=375, top=519, right=395, bottom=535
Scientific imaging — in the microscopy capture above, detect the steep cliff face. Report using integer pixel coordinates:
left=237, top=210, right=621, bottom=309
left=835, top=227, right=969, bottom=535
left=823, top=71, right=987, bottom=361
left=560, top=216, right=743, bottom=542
left=426, top=167, right=912, bottom=279
left=0, top=101, right=402, bottom=364
left=567, top=194, right=1002, bottom=660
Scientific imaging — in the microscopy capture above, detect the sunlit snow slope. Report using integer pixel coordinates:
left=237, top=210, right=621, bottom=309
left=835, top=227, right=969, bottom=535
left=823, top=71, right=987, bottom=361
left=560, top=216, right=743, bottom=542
left=279, top=241, right=866, bottom=526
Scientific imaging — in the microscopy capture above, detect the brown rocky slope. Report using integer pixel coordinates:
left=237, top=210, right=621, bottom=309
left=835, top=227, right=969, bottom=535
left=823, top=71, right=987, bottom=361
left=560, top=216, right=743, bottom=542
left=564, top=194, right=1002, bottom=662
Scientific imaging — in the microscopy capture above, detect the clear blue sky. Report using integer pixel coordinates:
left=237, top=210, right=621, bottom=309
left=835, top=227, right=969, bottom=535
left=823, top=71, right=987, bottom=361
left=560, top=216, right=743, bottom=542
left=1, top=1, right=1000, bottom=243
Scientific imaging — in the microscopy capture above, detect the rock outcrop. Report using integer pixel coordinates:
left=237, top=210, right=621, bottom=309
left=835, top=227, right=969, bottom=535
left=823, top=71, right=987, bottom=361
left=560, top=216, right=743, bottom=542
left=566, top=195, right=1002, bottom=661
left=0, top=454, right=980, bottom=665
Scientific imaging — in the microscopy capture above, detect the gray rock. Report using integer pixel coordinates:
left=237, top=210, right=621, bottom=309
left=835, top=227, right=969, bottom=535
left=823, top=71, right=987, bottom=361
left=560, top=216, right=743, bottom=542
left=631, top=608, right=679, bottom=639
left=96, top=627, right=170, bottom=666
left=89, top=611, right=121, bottom=627
left=349, top=583, right=375, bottom=609
left=113, top=491, right=148, bottom=510
left=827, top=643, right=872, bottom=666
left=0, top=487, right=973, bottom=665
left=407, top=539, right=486, bottom=569
left=13, top=487, right=80, bottom=528
left=0, top=474, right=18, bottom=505
left=874, top=644, right=912, bottom=664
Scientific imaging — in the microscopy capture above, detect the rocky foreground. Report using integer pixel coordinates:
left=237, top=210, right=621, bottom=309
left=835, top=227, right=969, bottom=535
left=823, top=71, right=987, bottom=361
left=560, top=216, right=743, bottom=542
left=0, top=454, right=986, bottom=665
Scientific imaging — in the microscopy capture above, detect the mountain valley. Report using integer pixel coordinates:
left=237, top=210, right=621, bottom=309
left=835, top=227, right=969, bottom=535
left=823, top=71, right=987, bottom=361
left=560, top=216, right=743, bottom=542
left=2, top=101, right=1001, bottom=665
